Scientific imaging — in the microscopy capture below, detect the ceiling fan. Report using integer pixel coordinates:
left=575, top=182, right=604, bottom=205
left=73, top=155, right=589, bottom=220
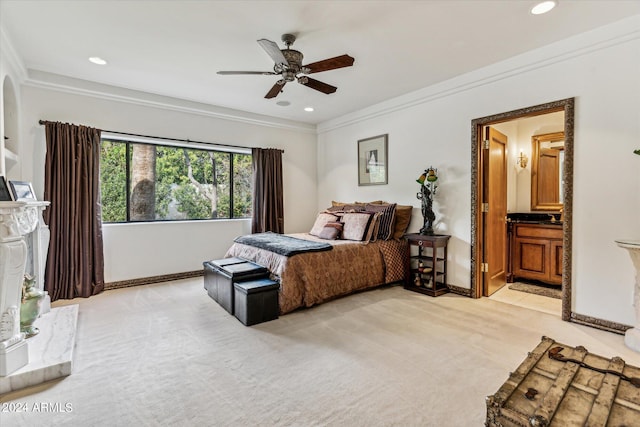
left=217, top=34, right=355, bottom=99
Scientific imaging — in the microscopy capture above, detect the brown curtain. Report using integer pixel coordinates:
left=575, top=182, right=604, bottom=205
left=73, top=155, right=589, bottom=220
left=251, top=148, right=284, bottom=233
left=43, top=121, right=105, bottom=301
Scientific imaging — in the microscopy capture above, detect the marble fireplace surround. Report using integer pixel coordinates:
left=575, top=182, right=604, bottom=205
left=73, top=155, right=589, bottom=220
left=0, top=201, right=37, bottom=376
left=0, top=201, right=77, bottom=391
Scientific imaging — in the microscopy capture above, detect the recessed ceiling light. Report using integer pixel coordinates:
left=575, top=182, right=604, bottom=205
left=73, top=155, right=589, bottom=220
left=531, top=1, right=557, bottom=15
left=89, top=56, right=107, bottom=65
left=276, top=101, right=290, bottom=107
left=304, top=107, right=314, bottom=112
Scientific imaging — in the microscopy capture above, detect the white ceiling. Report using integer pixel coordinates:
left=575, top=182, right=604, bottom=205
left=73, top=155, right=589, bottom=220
left=1, top=0, right=639, bottom=124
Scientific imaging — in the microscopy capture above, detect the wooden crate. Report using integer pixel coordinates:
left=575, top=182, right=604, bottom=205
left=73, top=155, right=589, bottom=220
left=486, top=336, right=640, bottom=426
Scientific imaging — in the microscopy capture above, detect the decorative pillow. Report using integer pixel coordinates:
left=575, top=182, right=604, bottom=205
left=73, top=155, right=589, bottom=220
left=343, top=204, right=365, bottom=213
left=318, top=226, right=340, bottom=240
left=325, top=205, right=345, bottom=213
left=326, top=204, right=365, bottom=213
left=324, top=221, right=344, bottom=231
left=341, top=212, right=374, bottom=241
left=365, top=203, right=397, bottom=240
left=309, top=213, right=339, bottom=237
left=320, top=221, right=344, bottom=240
left=332, top=201, right=366, bottom=207
left=392, top=205, right=413, bottom=240
left=363, top=212, right=382, bottom=242
left=356, top=200, right=387, bottom=205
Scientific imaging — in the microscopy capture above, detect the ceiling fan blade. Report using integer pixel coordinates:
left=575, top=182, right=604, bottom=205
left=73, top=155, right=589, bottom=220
left=265, top=81, right=286, bottom=99
left=217, top=71, right=277, bottom=75
left=257, top=39, right=288, bottom=67
left=300, top=77, right=337, bottom=94
left=303, top=54, right=354, bottom=74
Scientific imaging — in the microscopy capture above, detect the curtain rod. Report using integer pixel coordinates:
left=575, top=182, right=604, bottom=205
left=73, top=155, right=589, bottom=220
left=38, top=120, right=284, bottom=153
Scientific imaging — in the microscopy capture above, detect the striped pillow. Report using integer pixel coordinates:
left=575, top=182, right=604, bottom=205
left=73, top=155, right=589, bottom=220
left=365, top=203, right=397, bottom=240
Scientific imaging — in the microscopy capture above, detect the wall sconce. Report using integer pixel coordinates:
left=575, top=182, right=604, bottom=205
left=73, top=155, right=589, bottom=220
left=517, top=151, right=528, bottom=169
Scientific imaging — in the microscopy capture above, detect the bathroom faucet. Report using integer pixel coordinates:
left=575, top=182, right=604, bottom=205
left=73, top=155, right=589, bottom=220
left=548, top=214, right=556, bottom=223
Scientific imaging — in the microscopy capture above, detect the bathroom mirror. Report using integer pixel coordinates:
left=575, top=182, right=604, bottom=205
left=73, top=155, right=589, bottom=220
left=531, top=131, right=564, bottom=211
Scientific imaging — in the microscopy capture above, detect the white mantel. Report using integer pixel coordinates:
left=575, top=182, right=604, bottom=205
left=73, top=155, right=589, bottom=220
left=616, top=239, right=640, bottom=353
left=0, top=201, right=49, bottom=376
left=24, top=201, right=51, bottom=312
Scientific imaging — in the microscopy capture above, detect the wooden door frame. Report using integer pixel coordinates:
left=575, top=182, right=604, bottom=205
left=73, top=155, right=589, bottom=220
left=470, top=98, right=574, bottom=322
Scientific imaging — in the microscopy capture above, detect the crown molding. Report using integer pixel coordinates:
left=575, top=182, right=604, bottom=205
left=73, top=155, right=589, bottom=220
left=317, top=15, right=640, bottom=134
left=22, top=71, right=316, bottom=134
left=0, top=26, right=28, bottom=82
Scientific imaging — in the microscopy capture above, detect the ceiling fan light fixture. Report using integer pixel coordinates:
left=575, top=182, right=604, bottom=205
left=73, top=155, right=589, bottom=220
left=304, top=107, right=314, bottom=112
left=531, top=1, right=557, bottom=15
left=282, top=70, right=296, bottom=82
left=276, top=101, right=291, bottom=107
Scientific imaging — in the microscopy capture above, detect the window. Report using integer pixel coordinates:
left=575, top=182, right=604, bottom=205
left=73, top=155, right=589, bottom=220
left=100, top=136, right=252, bottom=223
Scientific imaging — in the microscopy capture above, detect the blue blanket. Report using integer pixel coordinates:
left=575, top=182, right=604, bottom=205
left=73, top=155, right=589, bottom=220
left=234, top=232, right=332, bottom=257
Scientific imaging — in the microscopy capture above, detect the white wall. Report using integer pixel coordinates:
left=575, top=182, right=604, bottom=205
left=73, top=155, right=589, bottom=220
left=19, top=83, right=317, bottom=282
left=493, top=111, right=564, bottom=213
left=0, top=28, right=26, bottom=180
left=317, top=17, right=640, bottom=326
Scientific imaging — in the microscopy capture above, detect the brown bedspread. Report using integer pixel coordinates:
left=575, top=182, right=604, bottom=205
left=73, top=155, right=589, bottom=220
left=225, top=233, right=408, bottom=314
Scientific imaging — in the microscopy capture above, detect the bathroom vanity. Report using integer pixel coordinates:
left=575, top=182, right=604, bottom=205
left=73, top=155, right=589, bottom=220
left=506, top=214, right=563, bottom=286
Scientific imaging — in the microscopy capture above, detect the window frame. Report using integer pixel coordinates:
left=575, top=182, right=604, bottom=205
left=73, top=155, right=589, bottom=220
left=100, top=133, right=252, bottom=224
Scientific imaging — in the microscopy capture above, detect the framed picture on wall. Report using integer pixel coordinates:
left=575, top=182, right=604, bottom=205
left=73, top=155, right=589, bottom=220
left=9, top=180, right=37, bottom=201
left=358, top=134, right=388, bottom=186
left=0, top=176, right=13, bottom=201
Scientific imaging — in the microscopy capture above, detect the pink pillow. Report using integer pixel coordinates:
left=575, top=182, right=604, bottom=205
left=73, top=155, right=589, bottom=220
left=310, top=213, right=339, bottom=237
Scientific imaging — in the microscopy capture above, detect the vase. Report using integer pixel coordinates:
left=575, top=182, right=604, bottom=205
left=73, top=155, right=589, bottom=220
left=20, top=276, right=45, bottom=338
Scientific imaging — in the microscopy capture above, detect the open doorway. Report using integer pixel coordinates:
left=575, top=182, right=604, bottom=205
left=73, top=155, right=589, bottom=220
left=471, top=98, right=574, bottom=321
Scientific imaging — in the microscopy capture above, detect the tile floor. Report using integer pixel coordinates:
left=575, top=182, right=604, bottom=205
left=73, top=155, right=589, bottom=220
left=489, top=282, right=562, bottom=316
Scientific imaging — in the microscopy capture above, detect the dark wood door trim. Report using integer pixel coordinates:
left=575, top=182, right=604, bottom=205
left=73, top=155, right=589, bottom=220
left=470, top=98, right=574, bottom=322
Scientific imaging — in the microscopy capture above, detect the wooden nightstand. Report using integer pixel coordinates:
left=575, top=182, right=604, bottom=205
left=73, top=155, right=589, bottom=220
left=404, top=233, right=451, bottom=297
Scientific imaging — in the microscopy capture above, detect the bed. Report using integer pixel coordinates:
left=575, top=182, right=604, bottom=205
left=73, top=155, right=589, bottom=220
left=225, top=202, right=412, bottom=314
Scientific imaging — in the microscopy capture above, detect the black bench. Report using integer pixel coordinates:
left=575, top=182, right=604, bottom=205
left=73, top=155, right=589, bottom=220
left=203, top=258, right=268, bottom=314
left=234, top=278, right=280, bottom=326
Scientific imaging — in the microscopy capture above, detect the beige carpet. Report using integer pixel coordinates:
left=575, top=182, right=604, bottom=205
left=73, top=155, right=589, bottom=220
left=2, top=278, right=639, bottom=426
